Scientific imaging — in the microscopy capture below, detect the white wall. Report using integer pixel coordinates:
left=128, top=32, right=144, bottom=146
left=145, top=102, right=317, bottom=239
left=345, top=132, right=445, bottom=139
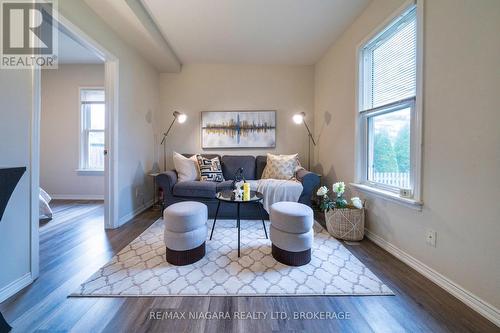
left=41, top=64, right=105, bottom=199
left=314, top=0, right=500, bottom=316
left=159, top=64, right=314, bottom=170
left=0, top=0, right=161, bottom=301
left=0, top=71, right=33, bottom=301
left=59, top=0, right=161, bottom=222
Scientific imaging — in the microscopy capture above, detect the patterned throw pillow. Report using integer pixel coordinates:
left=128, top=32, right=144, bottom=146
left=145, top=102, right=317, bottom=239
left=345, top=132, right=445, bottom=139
left=261, top=153, right=300, bottom=180
left=196, top=155, right=225, bottom=182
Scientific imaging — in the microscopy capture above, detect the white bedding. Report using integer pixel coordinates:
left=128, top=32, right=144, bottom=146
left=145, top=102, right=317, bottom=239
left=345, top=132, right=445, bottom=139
left=247, top=179, right=303, bottom=213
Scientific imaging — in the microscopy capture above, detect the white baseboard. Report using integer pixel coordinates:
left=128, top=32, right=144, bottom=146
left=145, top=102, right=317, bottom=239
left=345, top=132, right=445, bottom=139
left=0, top=273, right=32, bottom=303
left=117, top=200, right=154, bottom=227
left=365, top=229, right=500, bottom=327
left=50, top=194, right=104, bottom=200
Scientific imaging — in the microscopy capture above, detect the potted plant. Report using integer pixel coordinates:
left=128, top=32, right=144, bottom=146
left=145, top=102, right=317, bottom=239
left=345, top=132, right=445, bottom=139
left=316, top=182, right=365, bottom=241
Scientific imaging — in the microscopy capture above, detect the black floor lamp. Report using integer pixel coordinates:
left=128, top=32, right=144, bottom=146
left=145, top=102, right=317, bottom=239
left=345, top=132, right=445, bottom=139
left=293, top=112, right=316, bottom=170
left=161, top=111, right=187, bottom=171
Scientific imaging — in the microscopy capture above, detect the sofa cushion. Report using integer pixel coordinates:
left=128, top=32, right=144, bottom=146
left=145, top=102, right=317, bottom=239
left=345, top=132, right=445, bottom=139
left=221, top=155, right=256, bottom=180
left=196, top=155, right=225, bottom=182
left=216, top=180, right=234, bottom=192
left=173, top=181, right=217, bottom=198
left=173, top=152, right=199, bottom=182
left=255, top=155, right=267, bottom=179
left=261, top=153, right=300, bottom=180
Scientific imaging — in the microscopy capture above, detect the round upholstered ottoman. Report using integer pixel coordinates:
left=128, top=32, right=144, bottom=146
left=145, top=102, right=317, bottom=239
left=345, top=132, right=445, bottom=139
left=164, top=201, right=208, bottom=266
left=270, top=201, right=314, bottom=266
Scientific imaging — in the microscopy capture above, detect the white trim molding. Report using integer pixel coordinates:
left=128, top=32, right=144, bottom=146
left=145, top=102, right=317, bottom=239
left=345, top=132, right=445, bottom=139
left=366, top=229, right=500, bottom=327
left=103, top=60, right=119, bottom=230
left=351, top=183, right=423, bottom=210
left=0, top=273, right=32, bottom=303
left=50, top=194, right=104, bottom=200
left=31, top=67, right=41, bottom=281
left=75, top=169, right=105, bottom=175
left=118, top=200, right=154, bottom=227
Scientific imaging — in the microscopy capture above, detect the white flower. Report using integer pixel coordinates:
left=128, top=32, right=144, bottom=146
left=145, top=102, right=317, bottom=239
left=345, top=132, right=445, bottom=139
left=316, top=186, right=329, bottom=196
left=351, top=197, right=363, bottom=209
left=332, top=182, right=345, bottom=195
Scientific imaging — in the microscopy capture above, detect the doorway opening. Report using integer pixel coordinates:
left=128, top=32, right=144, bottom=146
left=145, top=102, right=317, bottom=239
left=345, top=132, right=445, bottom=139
left=31, top=13, right=119, bottom=279
left=39, top=30, right=105, bottom=232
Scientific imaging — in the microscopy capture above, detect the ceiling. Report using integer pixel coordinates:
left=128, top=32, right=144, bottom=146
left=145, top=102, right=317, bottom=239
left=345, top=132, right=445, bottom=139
left=141, top=0, right=370, bottom=65
left=84, top=0, right=181, bottom=72
left=83, top=0, right=370, bottom=70
left=58, top=30, right=103, bottom=64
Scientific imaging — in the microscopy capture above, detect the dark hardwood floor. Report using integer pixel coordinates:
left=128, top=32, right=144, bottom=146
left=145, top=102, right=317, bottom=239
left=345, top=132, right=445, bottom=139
left=0, top=200, right=497, bottom=332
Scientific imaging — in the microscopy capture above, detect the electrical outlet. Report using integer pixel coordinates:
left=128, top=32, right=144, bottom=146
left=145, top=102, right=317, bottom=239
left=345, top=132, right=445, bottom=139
left=426, top=229, right=437, bottom=247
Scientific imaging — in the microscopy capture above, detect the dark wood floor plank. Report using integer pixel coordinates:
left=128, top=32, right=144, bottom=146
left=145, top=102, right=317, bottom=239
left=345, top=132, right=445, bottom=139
left=101, top=297, right=157, bottom=333
left=0, top=200, right=497, bottom=333
left=66, top=298, right=126, bottom=333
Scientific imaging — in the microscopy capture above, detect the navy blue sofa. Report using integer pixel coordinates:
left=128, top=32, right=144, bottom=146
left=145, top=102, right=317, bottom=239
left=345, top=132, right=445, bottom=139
left=157, top=154, right=320, bottom=220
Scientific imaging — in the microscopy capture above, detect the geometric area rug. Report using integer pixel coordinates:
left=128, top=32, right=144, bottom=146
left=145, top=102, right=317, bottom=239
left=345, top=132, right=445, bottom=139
left=71, top=219, right=393, bottom=297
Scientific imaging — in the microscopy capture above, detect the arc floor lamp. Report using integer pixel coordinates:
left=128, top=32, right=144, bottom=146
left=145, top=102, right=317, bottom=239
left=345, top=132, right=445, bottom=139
left=161, top=111, right=187, bottom=171
left=293, top=112, right=316, bottom=170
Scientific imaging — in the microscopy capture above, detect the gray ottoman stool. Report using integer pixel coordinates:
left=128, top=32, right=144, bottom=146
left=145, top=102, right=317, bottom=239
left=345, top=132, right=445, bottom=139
left=164, top=201, right=208, bottom=266
left=270, top=201, right=314, bottom=266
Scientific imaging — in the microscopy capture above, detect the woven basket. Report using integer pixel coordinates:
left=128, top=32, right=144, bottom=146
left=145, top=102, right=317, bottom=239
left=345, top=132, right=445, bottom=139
left=325, top=207, right=365, bottom=241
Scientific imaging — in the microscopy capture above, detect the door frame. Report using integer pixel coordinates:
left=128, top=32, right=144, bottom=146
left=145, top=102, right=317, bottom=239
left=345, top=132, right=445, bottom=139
left=31, top=11, right=120, bottom=279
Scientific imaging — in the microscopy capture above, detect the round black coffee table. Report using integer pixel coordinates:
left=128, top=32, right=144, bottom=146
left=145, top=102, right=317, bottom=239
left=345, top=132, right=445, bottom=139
left=210, top=190, right=268, bottom=257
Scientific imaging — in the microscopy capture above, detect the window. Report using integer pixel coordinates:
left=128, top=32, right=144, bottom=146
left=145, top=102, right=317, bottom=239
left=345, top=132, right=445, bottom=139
left=356, top=3, right=421, bottom=202
left=79, top=88, right=105, bottom=171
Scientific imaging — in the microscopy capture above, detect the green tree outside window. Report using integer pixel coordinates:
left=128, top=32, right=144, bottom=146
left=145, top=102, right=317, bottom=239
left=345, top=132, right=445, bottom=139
left=373, top=129, right=398, bottom=172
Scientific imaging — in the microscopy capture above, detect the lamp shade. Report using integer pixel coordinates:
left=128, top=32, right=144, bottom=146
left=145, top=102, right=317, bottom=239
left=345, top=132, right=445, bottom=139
left=177, top=114, right=187, bottom=123
left=293, top=112, right=305, bottom=124
left=173, top=111, right=187, bottom=124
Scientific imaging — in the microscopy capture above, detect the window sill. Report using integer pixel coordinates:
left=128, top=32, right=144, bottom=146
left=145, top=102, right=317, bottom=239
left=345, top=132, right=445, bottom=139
left=76, top=169, right=104, bottom=175
left=350, top=183, right=423, bottom=210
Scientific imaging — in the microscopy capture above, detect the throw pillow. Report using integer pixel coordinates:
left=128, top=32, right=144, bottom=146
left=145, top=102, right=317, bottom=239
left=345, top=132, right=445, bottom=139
left=173, top=152, right=199, bottom=182
left=196, top=155, right=225, bottom=182
left=261, top=153, right=300, bottom=180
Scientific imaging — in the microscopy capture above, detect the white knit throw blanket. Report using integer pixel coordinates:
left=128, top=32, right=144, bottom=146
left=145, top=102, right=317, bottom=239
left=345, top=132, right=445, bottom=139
left=247, top=179, right=303, bottom=213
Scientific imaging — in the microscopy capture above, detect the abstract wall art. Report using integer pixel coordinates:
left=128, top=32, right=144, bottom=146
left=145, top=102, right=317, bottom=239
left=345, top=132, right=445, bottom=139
left=201, top=110, right=276, bottom=148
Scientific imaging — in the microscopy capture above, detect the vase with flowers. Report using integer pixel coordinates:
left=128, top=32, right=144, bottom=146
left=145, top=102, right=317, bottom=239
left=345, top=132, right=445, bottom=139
left=316, top=181, right=365, bottom=241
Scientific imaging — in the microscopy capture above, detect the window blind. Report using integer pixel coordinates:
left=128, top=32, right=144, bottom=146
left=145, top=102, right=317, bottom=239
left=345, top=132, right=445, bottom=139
left=81, top=89, right=105, bottom=102
left=362, top=6, right=417, bottom=110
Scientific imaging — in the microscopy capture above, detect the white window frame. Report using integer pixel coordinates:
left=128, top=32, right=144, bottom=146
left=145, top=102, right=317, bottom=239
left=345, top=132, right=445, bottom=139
left=353, top=0, right=423, bottom=209
left=78, top=87, right=105, bottom=172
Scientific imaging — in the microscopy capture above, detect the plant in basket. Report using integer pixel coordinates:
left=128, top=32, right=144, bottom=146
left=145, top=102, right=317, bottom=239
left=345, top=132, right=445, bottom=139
left=316, top=182, right=364, bottom=211
left=316, top=181, right=365, bottom=241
